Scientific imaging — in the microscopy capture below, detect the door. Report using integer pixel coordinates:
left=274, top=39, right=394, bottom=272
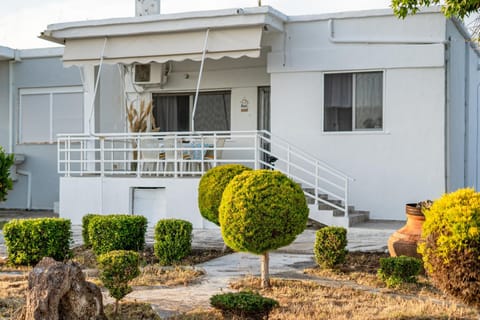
left=258, top=87, right=272, bottom=168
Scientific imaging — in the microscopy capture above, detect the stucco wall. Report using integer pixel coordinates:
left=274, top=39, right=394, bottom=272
left=0, top=61, right=9, bottom=149
left=268, top=12, right=449, bottom=220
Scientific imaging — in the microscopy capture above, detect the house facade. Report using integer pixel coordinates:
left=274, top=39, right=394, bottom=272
left=1, top=5, right=479, bottom=228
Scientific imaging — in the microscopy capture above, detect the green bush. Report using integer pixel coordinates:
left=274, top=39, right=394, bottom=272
left=219, top=170, right=308, bottom=254
left=198, top=164, right=251, bottom=226
left=0, top=146, right=14, bottom=202
left=377, top=256, right=422, bottom=288
left=88, top=214, right=147, bottom=255
left=314, top=226, right=348, bottom=269
left=3, top=218, right=72, bottom=265
left=210, top=291, right=278, bottom=319
left=418, top=188, right=480, bottom=308
left=97, top=250, right=140, bottom=314
left=82, top=214, right=100, bottom=248
left=154, top=219, right=192, bottom=265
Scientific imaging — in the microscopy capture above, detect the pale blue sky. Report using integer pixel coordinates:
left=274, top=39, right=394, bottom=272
left=1, top=0, right=393, bottom=49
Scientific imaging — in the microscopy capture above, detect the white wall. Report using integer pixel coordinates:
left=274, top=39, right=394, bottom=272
left=60, top=176, right=218, bottom=228
left=268, top=12, right=448, bottom=220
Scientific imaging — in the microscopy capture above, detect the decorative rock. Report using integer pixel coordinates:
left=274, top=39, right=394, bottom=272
left=15, top=257, right=106, bottom=320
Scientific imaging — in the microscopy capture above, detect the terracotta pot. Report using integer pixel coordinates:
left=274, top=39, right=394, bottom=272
left=387, top=203, right=425, bottom=259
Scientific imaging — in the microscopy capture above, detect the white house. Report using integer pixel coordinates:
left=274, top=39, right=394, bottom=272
left=2, top=3, right=479, bottom=228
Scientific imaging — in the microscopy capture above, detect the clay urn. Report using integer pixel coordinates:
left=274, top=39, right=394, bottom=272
left=387, top=203, right=428, bottom=259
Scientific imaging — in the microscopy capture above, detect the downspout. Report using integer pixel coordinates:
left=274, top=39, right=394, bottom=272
left=444, top=37, right=450, bottom=192
left=191, top=28, right=209, bottom=132
left=464, top=42, right=470, bottom=187
left=16, top=170, right=31, bottom=209
left=8, top=51, right=19, bottom=154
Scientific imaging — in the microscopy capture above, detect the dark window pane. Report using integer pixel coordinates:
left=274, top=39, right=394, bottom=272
left=195, top=93, right=231, bottom=131
left=324, top=73, right=353, bottom=132
left=355, top=72, right=383, bottom=130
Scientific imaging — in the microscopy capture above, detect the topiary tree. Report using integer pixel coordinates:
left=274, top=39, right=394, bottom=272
left=198, top=164, right=251, bottom=226
left=154, top=219, right=192, bottom=265
left=219, top=169, right=308, bottom=288
left=314, top=226, right=348, bottom=269
left=0, top=146, right=14, bottom=202
left=97, top=250, right=140, bottom=317
left=418, top=188, right=480, bottom=309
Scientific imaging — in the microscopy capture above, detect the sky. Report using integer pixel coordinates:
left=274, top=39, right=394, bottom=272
left=0, top=0, right=393, bottom=49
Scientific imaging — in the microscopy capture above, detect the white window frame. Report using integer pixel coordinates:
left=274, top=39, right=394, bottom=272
left=322, top=70, right=386, bottom=134
left=19, top=86, right=84, bottom=144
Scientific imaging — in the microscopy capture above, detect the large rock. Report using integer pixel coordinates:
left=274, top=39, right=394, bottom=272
left=16, top=257, right=106, bottom=320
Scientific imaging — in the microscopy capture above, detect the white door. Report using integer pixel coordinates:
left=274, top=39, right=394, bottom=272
left=132, top=188, right=167, bottom=226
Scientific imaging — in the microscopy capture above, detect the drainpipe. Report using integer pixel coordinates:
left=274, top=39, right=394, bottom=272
left=191, top=29, right=209, bottom=132
left=16, top=169, right=31, bottom=210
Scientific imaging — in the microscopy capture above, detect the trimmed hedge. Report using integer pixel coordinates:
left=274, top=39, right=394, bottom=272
left=314, top=226, right=348, bottom=269
left=210, top=291, right=279, bottom=319
left=88, top=214, right=148, bottom=255
left=219, top=170, right=308, bottom=254
left=97, top=250, right=140, bottom=302
left=198, top=164, right=252, bottom=226
left=3, top=218, right=72, bottom=265
left=154, top=219, right=192, bottom=265
left=418, top=188, right=480, bottom=308
left=377, top=256, right=422, bottom=288
left=82, top=214, right=100, bottom=248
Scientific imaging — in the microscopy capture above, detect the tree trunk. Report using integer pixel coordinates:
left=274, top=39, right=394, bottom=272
left=114, top=300, right=119, bottom=319
left=261, top=252, right=270, bottom=289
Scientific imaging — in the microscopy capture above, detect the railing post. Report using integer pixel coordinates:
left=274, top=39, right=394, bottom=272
left=344, top=179, right=349, bottom=216
left=287, top=145, right=291, bottom=176
left=254, top=133, right=259, bottom=170
left=136, top=135, right=141, bottom=178
left=315, top=161, right=319, bottom=206
left=174, top=135, right=178, bottom=178
left=66, top=137, right=71, bottom=177
left=100, top=137, right=105, bottom=177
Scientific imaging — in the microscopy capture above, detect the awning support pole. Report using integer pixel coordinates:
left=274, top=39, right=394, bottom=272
left=192, top=29, right=209, bottom=132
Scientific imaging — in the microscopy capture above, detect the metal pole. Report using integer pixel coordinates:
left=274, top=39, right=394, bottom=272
left=192, top=29, right=210, bottom=132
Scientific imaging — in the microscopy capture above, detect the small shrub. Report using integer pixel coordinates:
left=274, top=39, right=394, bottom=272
left=97, top=250, right=140, bottom=316
left=3, top=218, right=72, bottom=265
left=210, top=291, right=278, bottom=319
left=198, top=164, right=252, bottom=226
left=82, top=213, right=100, bottom=248
left=88, top=214, right=147, bottom=255
left=377, top=256, right=422, bottom=288
left=418, top=188, right=480, bottom=308
left=314, top=226, right=348, bottom=269
left=154, top=219, right=192, bottom=265
left=0, top=146, right=14, bottom=202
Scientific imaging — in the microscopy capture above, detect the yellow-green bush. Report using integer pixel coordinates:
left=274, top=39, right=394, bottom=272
left=0, top=146, right=14, bottom=202
left=154, top=219, right=192, bottom=265
left=198, top=164, right=251, bottom=226
left=418, top=188, right=480, bottom=308
left=219, top=170, right=308, bottom=254
left=314, top=227, right=347, bottom=269
left=82, top=213, right=100, bottom=248
left=3, top=218, right=72, bottom=265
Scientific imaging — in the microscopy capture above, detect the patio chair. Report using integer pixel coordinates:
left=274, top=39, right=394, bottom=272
left=203, top=137, right=225, bottom=171
left=139, top=138, right=161, bottom=175
left=163, top=137, right=191, bottom=176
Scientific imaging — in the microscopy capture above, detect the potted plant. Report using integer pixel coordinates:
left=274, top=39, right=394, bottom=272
left=387, top=200, right=432, bottom=258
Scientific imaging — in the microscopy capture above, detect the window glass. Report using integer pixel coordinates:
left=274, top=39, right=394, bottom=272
left=153, top=96, right=190, bottom=132
left=195, top=93, right=231, bottom=131
left=52, top=92, right=84, bottom=137
left=324, top=72, right=383, bottom=132
left=21, top=94, right=50, bottom=143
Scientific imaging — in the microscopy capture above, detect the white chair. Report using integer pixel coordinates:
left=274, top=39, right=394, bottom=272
left=203, top=137, right=225, bottom=171
left=163, top=137, right=191, bottom=176
left=139, top=138, right=161, bottom=175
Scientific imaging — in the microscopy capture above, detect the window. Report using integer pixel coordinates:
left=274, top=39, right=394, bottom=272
left=153, top=92, right=231, bottom=132
left=324, top=71, right=383, bottom=132
left=19, top=87, right=84, bottom=143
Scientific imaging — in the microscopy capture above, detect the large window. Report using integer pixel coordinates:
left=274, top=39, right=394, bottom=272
left=19, top=87, right=84, bottom=143
left=153, top=92, right=231, bottom=132
left=324, top=71, right=383, bottom=132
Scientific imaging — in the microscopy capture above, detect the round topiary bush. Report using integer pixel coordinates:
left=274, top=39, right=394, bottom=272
left=154, top=218, right=192, bottom=265
left=198, top=164, right=251, bottom=226
left=314, top=226, right=348, bottom=269
left=418, top=188, right=480, bottom=308
left=219, top=169, right=308, bottom=287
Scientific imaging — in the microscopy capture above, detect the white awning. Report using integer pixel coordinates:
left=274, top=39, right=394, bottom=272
left=63, top=27, right=263, bottom=66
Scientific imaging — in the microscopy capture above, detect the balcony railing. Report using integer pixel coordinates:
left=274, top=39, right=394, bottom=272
left=58, top=130, right=353, bottom=215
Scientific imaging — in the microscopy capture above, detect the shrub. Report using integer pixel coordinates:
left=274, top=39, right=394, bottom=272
left=198, top=164, right=251, bottom=226
left=418, top=188, right=480, bottom=308
left=377, top=256, right=422, bottom=288
left=0, top=146, right=14, bottom=202
left=82, top=214, right=100, bottom=248
left=219, top=169, right=308, bottom=287
left=97, top=250, right=140, bottom=316
left=154, top=219, right=192, bottom=265
left=314, top=226, right=348, bottom=269
left=3, top=218, right=72, bottom=265
left=210, top=291, right=278, bottom=319
left=88, top=214, right=147, bottom=255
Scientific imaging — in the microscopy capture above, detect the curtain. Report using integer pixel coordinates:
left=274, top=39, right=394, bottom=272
left=195, top=93, right=231, bottom=131
left=355, top=72, right=383, bottom=129
left=324, top=73, right=353, bottom=131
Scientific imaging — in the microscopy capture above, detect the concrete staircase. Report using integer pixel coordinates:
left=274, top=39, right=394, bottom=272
left=302, top=188, right=369, bottom=228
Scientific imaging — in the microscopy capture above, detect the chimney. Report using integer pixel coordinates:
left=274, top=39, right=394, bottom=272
left=135, top=0, right=161, bottom=16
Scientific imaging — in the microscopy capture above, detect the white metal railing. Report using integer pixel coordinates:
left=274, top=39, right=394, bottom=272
left=57, top=130, right=354, bottom=215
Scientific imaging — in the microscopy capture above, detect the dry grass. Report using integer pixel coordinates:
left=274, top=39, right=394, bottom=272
left=131, top=265, right=205, bottom=287
left=0, top=274, right=27, bottom=318
left=104, top=301, right=161, bottom=320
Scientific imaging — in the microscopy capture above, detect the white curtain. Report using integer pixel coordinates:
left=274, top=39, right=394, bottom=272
left=355, top=72, right=383, bottom=129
